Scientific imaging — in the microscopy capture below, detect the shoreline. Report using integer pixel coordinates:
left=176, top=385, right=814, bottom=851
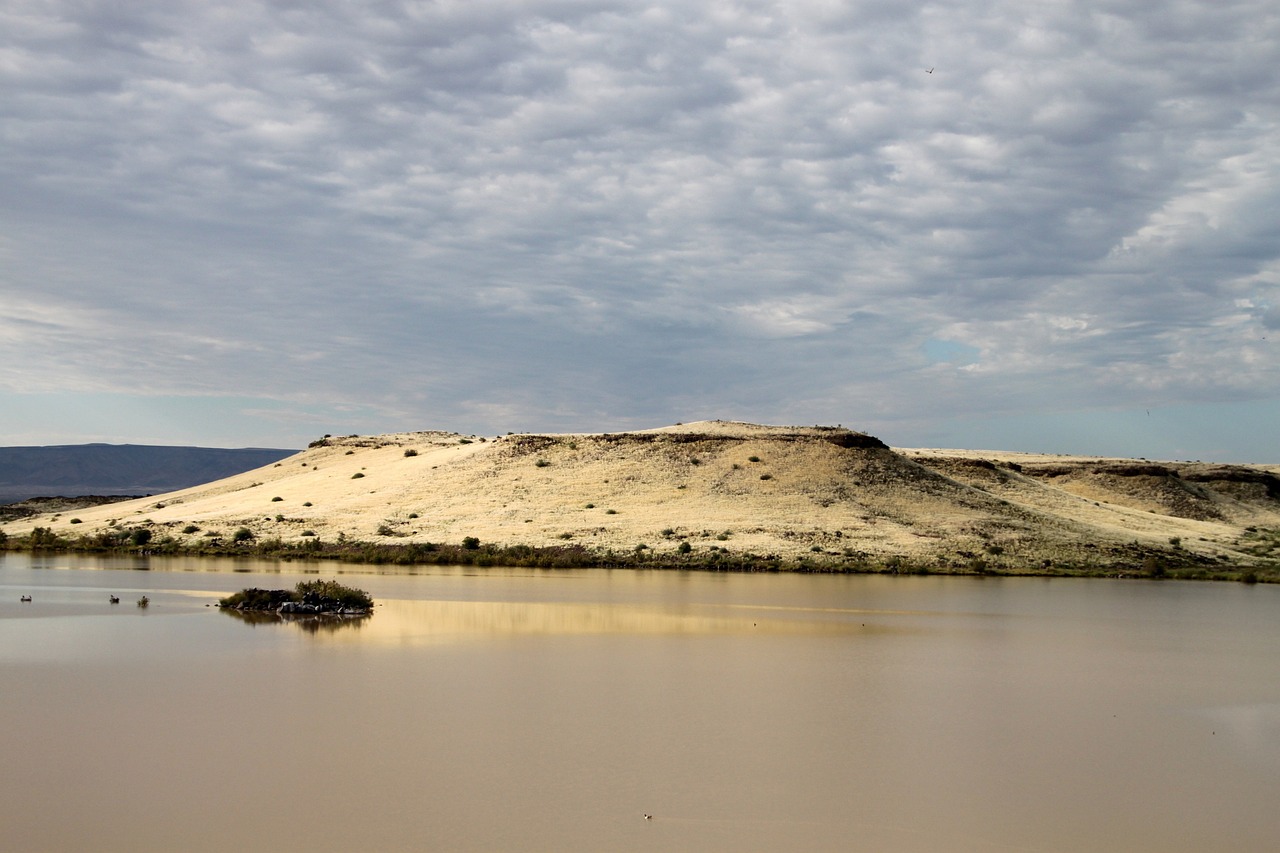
left=3, top=535, right=1273, bottom=583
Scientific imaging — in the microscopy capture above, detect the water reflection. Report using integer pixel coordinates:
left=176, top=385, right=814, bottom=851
left=356, top=598, right=874, bottom=646
left=220, top=608, right=370, bottom=634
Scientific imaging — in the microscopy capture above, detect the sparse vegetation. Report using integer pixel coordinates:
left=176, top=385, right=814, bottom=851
left=404, top=449, right=418, bottom=457
left=351, top=472, right=365, bottom=479
left=219, top=579, right=373, bottom=613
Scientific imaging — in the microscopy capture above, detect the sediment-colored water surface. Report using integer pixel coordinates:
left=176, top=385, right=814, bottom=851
left=2, top=553, right=1278, bottom=852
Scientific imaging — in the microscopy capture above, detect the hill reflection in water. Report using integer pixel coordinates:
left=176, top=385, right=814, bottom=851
left=342, top=598, right=875, bottom=646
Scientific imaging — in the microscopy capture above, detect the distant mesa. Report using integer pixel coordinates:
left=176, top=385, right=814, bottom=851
left=0, top=444, right=295, bottom=506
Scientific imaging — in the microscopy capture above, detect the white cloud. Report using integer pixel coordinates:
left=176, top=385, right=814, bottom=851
left=1, top=0, right=1278, bottom=456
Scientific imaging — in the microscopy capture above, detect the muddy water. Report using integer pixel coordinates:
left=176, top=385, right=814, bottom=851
left=2, top=553, right=1278, bottom=852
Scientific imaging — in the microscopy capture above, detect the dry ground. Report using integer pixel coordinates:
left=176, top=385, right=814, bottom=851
left=6, top=421, right=1279, bottom=570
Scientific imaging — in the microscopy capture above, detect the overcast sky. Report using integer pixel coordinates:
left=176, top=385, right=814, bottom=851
left=3, top=1, right=1278, bottom=460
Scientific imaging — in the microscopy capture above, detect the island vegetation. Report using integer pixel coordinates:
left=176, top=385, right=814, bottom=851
left=219, top=579, right=374, bottom=615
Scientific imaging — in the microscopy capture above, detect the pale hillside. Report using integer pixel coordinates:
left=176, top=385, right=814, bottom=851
left=5, top=422, right=1279, bottom=571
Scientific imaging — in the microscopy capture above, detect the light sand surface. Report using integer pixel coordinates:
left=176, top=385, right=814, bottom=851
left=5, top=422, right=1278, bottom=567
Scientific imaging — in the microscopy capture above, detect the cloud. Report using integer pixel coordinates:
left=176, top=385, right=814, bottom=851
left=1, top=0, right=1278, bottom=457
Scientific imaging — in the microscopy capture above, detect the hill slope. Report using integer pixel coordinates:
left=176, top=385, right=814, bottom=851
left=4, top=422, right=1279, bottom=572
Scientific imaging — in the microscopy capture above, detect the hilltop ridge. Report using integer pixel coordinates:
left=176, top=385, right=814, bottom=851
left=4, top=421, right=1278, bottom=575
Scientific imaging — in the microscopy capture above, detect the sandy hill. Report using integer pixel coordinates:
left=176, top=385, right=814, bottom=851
left=5, top=421, right=1279, bottom=571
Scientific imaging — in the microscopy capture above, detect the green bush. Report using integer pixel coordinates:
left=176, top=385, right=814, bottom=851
left=182, top=525, right=199, bottom=534
left=404, top=448, right=418, bottom=457
left=462, top=536, right=481, bottom=550
left=130, top=528, right=153, bottom=546
left=351, top=472, right=365, bottom=479
left=271, top=496, right=283, bottom=502
left=233, top=527, right=255, bottom=543
left=535, top=459, right=551, bottom=468
left=677, top=541, right=692, bottom=554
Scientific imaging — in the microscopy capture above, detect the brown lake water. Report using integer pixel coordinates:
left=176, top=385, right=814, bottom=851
left=2, top=552, right=1279, bottom=852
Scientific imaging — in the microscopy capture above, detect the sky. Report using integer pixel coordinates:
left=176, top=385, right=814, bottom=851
left=2, top=0, right=1278, bottom=461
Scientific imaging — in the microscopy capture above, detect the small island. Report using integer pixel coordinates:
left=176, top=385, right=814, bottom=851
left=219, top=578, right=373, bottom=616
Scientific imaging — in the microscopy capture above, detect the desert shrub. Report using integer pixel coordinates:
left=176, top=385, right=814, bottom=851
left=1241, top=570, right=1259, bottom=584
left=301, top=530, right=316, bottom=537
left=559, top=532, right=574, bottom=540
left=759, top=474, right=772, bottom=481
left=271, top=496, right=283, bottom=502
left=661, top=528, right=675, bottom=537
left=1143, top=556, right=1166, bottom=578
left=748, top=455, right=761, bottom=462
left=70, top=518, right=82, bottom=524
left=182, top=525, right=199, bottom=534
left=605, top=509, right=617, bottom=515
left=232, top=527, right=255, bottom=543
left=404, top=448, right=418, bottom=457
left=408, top=512, right=419, bottom=519
left=295, top=579, right=373, bottom=610
left=462, top=536, right=481, bottom=550
left=28, top=527, right=62, bottom=548
left=137, top=596, right=149, bottom=608
left=303, top=502, right=313, bottom=507
left=585, top=503, right=595, bottom=509
left=377, top=524, right=395, bottom=536
left=677, top=541, right=692, bottom=554
left=535, top=459, right=551, bottom=468
left=130, top=528, right=153, bottom=547
left=985, top=544, right=1004, bottom=555
left=274, top=514, right=285, bottom=522
left=351, top=472, right=365, bottom=479
left=459, top=438, right=473, bottom=444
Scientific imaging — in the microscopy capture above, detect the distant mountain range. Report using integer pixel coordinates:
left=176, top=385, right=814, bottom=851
left=0, top=444, right=296, bottom=504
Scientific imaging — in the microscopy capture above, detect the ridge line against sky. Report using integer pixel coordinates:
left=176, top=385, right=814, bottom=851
left=2, top=0, right=1277, bottom=461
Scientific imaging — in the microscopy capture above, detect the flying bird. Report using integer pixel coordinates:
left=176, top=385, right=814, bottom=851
left=926, top=67, right=934, bottom=74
